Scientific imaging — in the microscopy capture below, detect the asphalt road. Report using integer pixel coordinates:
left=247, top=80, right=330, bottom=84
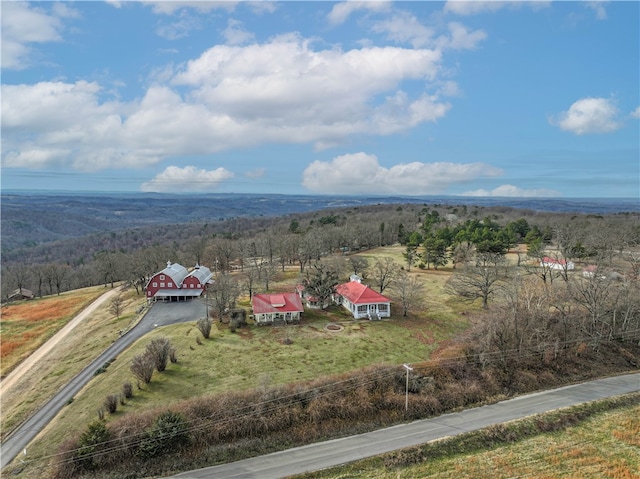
left=0, top=299, right=205, bottom=470
left=169, top=373, right=640, bottom=479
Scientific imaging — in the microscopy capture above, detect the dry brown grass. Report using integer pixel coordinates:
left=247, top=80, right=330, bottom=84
left=0, top=287, right=144, bottom=441
left=1, top=287, right=106, bottom=377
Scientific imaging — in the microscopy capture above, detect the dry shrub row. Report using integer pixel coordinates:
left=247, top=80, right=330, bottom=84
left=50, top=340, right=640, bottom=479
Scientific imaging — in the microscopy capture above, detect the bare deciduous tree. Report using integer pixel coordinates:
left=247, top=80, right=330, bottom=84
left=208, top=272, right=240, bottom=322
left=445, top=253, right=508, bottom=309
left=109, top=293, right=124, bottom=319
left=391, top=271, right=425, bottom=317
left=371, top=257, right=400, bottom=293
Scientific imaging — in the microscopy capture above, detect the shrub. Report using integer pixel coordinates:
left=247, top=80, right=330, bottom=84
left=196, top=317, right=212, bottom=339
left=74, top=420, right=111, bottom=471
left=122, top=382, right=133, bottom=399
left=130, top=353, right=154, bottom=384
left=146, top=337, right=173, bottom=372
left=104, top=395, right=118, bottom=414
left=137, top=411, right=190, bottom=458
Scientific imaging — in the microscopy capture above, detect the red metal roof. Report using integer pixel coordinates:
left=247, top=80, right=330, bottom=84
left=335, top=281, right=390, bottom=305
left=252, top=292, right=304, bottom=314
left=542, top=256, right=567, bottom=265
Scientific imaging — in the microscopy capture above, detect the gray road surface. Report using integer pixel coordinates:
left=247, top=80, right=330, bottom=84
left=170, top=373, right=640, bottom=479
left=0, top=299, right=205, bottom=470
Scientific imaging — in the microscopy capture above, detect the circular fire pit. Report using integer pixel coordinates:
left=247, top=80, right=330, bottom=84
left=325, top=323, right=344, bottom=332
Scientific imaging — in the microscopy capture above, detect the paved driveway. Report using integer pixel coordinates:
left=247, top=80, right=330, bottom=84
left=138, top=300, right=207, bottom=330
left=1, top=298, right=208, bottom=469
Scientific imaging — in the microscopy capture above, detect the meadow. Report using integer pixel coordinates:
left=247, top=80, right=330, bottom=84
left=0, top=286, right=106, bottom=377
left=295, top=395, right=640, bottom=479
left=4, top=245, right=638, bottom=478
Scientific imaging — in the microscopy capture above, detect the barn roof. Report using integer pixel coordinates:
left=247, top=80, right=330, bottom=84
left=186, top=264, right=213, bottom=285
left=252, top=292, right=304, bottom=314
left=159, top=261, right=189, bottom=286
left=335, top=281, right=390, bottom=305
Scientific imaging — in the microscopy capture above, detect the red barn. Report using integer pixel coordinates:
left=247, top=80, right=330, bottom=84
left=145, top=262, right=213, bottom=302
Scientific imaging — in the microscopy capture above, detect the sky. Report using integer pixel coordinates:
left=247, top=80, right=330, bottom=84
left=1, top=1, right=639, bottom=198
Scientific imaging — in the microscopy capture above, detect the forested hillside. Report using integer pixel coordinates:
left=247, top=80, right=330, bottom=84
left=2, top=193, right=639, bottom=299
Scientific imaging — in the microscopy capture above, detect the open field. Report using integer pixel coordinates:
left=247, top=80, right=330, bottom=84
left=0, top=287, right=145, bottom=440
left=3, top=248, right=476, bottom=477
left=0, top=287, right=107, bottom=377
left=296, top=395, right=640, bottom=479
left=9, top=244, right=637, bottom=479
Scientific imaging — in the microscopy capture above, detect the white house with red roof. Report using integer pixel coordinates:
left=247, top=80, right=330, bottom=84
left=333, top=276, right=391, bottom=320
left=145, top=261, right=213, bottom=303
left=540, top=256, right=575, bottom=271
left=251, top=292, right=304, bottom=325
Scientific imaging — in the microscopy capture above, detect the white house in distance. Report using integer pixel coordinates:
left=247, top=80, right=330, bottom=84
left=333, top=275, right=391, bottom=320
left=145, top=261, right=213, bottom=303
left=251, top=292, right=304, bottom=325
left=540, top=256, right=575, bottom=271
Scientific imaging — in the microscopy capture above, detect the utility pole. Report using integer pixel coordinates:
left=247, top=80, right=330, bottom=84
left=403, top=364, right=413, bottom=412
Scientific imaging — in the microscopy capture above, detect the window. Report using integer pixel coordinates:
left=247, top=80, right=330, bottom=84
left=160, top=282, right=165, bottom=288
left=357, top=305, right=367, bottom=313
left=152, top=282, right=157, bottom=287
left=160, top=275, right=165, bottom=280
left=378, top=304, right=388, bottom=312
left=190, top=284, right=194, bottom=288
left=168, top=282, right=173, bottom=287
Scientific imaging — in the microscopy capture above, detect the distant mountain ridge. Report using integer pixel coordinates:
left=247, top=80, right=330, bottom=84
left=2, top=192, right=638, bottom=254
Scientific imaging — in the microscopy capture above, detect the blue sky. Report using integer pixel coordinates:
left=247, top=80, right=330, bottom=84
left=1, top=1, right=638, bottom=197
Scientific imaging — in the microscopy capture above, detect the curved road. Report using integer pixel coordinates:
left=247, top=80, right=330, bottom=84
left=0, top=299, right=205, bottom=470
left=169, top=373, right=640, bottom=479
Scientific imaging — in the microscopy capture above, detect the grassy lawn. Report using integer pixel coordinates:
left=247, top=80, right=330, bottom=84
left=12, top=248, right=474, bottom=475
left=0, top=286, right=106, bottom=377
left=5, top=246, right=479, bottom=476
left=296, top=399, right=640, bottom=478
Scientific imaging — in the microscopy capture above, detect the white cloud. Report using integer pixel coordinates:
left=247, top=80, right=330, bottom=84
left=441, top=22, right=487, bottom=50
left=222, top=19, right=255, bottom=46
left=327, top=1, right=392, bottom=25
left=141, top=165, right=234, bottom=193
left=444, top=1, right=549, bottom=15
left=371, top=12, right=485, bottom=51
left=145, top=1, right=238, bottom=15
left=302, top=152, right=502, bottom=195
left=1, top=2, right=76, bottom=70
left=631, top=106, right=640, bottom=119
left=462, top=184, right=561, bottom=197
left=371, top=11, right=434, bottom=48
left=553, top=97, right=622, bottom=135
left=585, top=1, right=608, bottom=20
left=156, top=15, right=203, bottom=40
left=245, top=168, right=266, bottom=179
left=2, top=36, right=452, bottom=171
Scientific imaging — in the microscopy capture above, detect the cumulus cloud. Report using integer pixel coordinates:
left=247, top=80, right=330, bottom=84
left=141, top=166, right=234, bottom=193
left=1, top=2, right=76, bottom=69
left=444, top=1, right=550, bottom=15
left=302, top=152, right=502, bottom=195
left=631, top=106, right=640, bottom=119
left=2, top=36, right=452, bottom=171
left=462, top=184, right=561, bottom=197
left=327, top=1, right=392, bottom=25
left=552, top=97, right=622, bottom=135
